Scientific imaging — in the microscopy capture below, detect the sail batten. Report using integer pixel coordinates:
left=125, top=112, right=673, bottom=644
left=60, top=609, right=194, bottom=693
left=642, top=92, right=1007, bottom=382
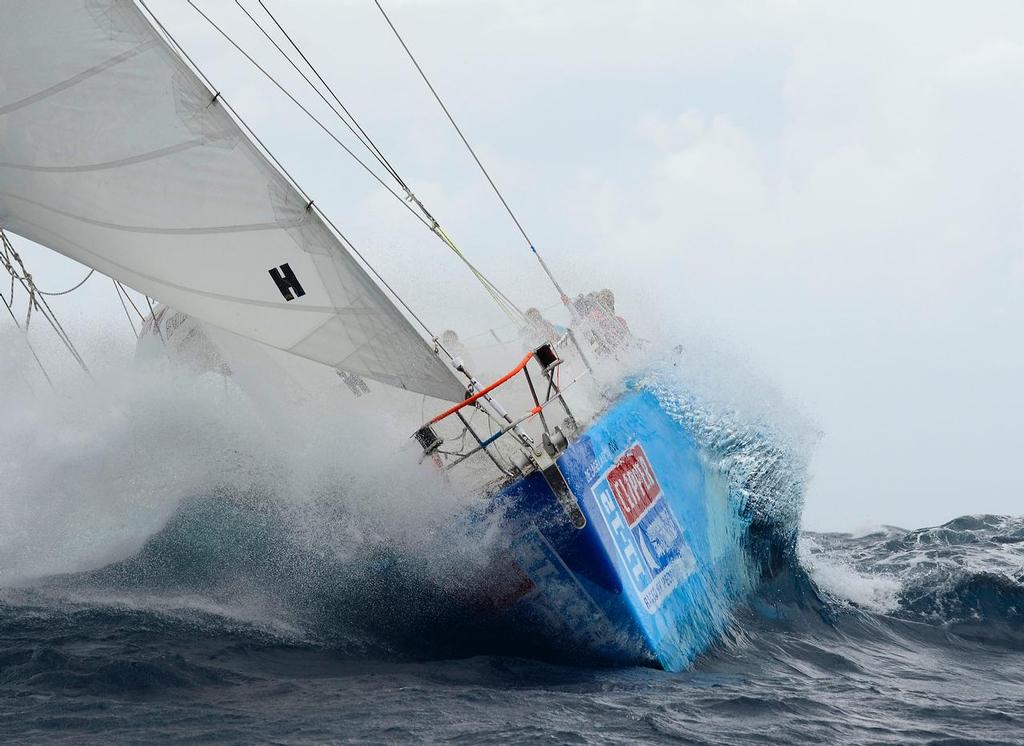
left=0, top=140, right=204, bottom=173
left=0, top=192, right=296, bottom=235
left=0, top=41, right=160, bottom=117
left=0, top=0, right=465, bottom=402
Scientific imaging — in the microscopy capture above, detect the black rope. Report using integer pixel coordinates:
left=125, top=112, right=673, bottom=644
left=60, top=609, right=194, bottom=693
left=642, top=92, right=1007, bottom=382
left=37, top=268, right=94, bottom=296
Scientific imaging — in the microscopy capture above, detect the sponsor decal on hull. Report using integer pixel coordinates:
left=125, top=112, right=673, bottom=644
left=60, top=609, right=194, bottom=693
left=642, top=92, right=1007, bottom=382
left=593, top=443, right=695, bottom=613
left=510, top=527, right=614, bottom=647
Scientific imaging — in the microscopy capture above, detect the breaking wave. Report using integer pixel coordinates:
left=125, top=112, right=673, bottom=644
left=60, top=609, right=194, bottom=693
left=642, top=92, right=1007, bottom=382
left=1, top=339, right=1021, bottom=719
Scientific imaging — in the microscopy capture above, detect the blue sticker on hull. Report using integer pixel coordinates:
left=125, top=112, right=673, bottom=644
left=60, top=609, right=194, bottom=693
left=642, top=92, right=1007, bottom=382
left=593, top=442, right=695, bottom=613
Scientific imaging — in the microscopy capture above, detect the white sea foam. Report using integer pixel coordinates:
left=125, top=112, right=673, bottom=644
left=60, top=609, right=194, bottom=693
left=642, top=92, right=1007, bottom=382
left=798, top=535, right=902, bottom=613
left=0, top=329, right=479, bottom=587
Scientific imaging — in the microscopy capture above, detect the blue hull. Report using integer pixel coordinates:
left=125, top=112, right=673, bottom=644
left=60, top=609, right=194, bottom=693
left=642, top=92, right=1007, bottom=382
left=495, top=388, right=750, bottom=671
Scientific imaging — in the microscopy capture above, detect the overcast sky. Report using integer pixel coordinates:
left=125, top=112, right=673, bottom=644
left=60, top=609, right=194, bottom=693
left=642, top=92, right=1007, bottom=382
left=9, top=0, right=1024, bottom=531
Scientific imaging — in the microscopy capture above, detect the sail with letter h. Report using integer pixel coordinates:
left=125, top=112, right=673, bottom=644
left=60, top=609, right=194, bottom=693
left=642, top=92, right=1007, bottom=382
left=0, top=0, right=464, bottom=402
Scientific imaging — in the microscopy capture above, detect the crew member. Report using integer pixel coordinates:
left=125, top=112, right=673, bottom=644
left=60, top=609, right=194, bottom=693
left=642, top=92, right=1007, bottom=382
left=520, top=307, right=566, bottom=350
left=574, top=288, right=631, bottom=354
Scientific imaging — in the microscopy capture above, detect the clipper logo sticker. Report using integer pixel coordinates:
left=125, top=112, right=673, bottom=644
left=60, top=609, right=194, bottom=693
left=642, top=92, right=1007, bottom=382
left=607, top=444, right=661, bottom=525
left=594, top=443, right=695, bottom=612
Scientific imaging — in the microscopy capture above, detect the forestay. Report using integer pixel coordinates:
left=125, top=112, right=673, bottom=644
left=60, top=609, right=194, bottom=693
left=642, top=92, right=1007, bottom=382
left=0, top=0, right=465, bottom=402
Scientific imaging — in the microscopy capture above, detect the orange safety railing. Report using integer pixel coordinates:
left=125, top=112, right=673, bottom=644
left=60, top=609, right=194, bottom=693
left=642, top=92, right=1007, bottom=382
left=429, top=351, right=534, bottom=425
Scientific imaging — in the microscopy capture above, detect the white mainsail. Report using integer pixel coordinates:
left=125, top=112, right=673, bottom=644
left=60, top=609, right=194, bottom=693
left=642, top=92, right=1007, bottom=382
left=0, top=0, right=466, bottom=402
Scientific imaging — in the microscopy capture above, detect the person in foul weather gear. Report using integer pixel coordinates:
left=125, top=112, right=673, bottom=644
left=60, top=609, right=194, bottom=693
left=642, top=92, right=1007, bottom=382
left=440, top=329, right=466, bottom=358
left=573, top=288, right=631, bottom=355
left=520, top=307, right=566, bottom=351
left=595, top=288, right=631, bottom=337
left=440, top=328, right=479, bottom=377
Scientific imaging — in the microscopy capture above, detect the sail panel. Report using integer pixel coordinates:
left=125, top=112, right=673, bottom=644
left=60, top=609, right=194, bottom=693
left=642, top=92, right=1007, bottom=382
left=0, top=0, right=465, bottom=402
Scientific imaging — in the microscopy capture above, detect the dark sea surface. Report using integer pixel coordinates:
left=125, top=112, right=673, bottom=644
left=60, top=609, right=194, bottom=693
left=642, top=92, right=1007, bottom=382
left=1, top=354, right=1021, bottom=744
left=2, top=505, right=1022, bottom=745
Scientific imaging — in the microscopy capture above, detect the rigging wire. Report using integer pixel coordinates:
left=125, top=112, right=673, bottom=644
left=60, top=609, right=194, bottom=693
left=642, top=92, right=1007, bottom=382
left=135, top=0, right=457, bottom=361
left=244, top=0, right=407, bottom=191
left=237, top=1, right=524, bottom=322
left=0, top=283, right=55, bottom=390
left=213, top=0, right=525, bottom=323
left=37, top=268, right=95, bottom=297
left=373, top=0, right=575, bottom=310
left=116, top=281, right=147, bottom=323
left=168, top=0, right=519, bottom=341
left=0, top=230, right=91, bottom=375
left=112, top=279, right=140, bottom=339
left=182, top=0, right=427, bottom=229
left=143, top=294, right=167, bottom=346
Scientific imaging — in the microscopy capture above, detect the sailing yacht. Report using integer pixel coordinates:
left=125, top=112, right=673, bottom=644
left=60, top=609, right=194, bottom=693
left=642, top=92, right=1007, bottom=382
left=0, top=0, right=753, bottom=671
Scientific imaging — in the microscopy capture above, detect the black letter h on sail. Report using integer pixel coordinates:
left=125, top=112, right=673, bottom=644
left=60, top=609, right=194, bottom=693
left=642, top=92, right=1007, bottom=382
left=268, top=262, right=305, bottom=301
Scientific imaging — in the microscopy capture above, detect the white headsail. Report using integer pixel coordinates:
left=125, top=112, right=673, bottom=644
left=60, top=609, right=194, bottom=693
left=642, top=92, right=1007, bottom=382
left=0, top=0, right=466, bottom=402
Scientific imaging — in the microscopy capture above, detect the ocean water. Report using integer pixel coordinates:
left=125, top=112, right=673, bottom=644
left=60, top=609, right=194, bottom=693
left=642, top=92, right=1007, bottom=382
left=1, top=358, right=1022, bottom=744
left=2, top=511, right=1022, bottom=744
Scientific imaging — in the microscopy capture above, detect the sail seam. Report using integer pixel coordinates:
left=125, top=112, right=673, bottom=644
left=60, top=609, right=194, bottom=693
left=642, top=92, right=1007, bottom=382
left=285, top=315, right=336, bottom=353
left=1, top=221, right=371, bottom=315
left=192, top=0, right=525, bottom=326
left=0, top=191, right=298, bottom=236
left=284, top=304, right=395, bottom=353
left=1, top=225, right=343, bottom=314
left=0, top=40, right=159, bottom=117
left=135, top=0, right=462, bottom=378
left=0, top=1, right=467, bottom=401
left=0, top=140, right=204, bottom=174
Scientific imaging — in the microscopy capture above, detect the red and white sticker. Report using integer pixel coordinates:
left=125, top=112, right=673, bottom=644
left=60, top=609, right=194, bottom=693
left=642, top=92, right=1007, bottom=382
left=606, top=444, right=661, bottom=526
